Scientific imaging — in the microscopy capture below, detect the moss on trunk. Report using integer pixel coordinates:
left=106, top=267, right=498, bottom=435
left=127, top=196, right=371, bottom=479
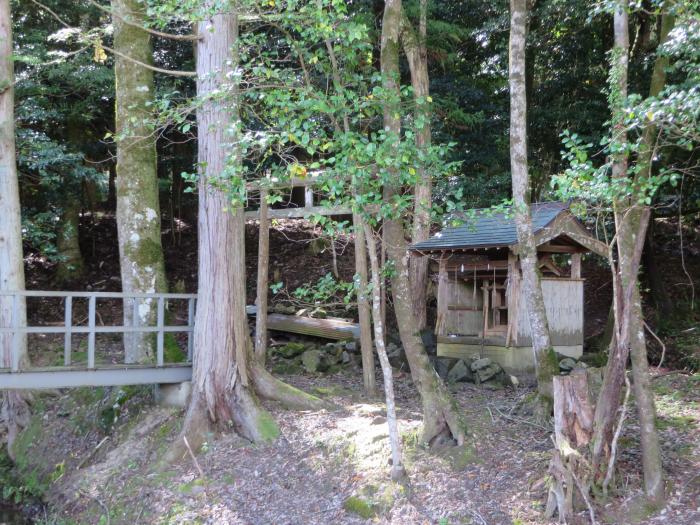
left=112, top=0, right=167, bottom=364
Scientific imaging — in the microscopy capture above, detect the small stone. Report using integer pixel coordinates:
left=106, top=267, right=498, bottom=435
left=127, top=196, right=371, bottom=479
left=447, top=360, right=471, bottom=383
left=386, top=342, right=400, bottom=354
left=433, top=357, right=457, bottom=381
left=301, top=349, right=328, bottom=373
left=475, top=362, right=502, bottom=383
left=559, top=357, right=577, bottom=371
left=386, top=343, right=407, bottom=369
left=470, top=357, right=492, bottom=372
left=341, top=351, right=351, bottom=364
left=344, top=341, right=357, bottom=352
left=371, top=415, right=386, bottom=425
left=508, top=375, right=520, bottom=387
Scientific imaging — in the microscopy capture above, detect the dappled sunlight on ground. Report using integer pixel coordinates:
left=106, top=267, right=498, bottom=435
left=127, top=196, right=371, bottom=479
left=9, top=369, right=700, bottom=524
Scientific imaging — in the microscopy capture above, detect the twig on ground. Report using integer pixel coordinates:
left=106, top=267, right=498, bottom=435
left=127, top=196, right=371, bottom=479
left=77, top=436, right=110, bottom=469
left=466, top=505, right=488, bottom=525
left=489, top=404, right=551, bottom=432
left=571, top=468, right=597, bottom=525
left=183, top=436, right=206, bottom=479
left=486, top=406, right=496, bottom=424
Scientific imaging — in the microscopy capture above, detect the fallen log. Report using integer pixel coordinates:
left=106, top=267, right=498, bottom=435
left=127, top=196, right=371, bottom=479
left=245, top=306, right=360, bottom=341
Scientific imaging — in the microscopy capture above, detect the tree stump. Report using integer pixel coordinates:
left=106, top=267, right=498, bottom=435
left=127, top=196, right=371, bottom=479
left=546, top=370, right=595, bottom=523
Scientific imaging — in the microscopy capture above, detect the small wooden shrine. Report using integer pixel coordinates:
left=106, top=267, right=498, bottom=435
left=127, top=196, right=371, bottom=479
left=410, top=202, right=607, bottom=378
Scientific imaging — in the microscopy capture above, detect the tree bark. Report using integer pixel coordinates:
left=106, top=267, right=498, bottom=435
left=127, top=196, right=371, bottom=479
left=381, top=0, right=466, bottom=445
left=625, top=10, right=676, bottom=507
left=546, top=370, right=595, bottom=522
left=509, top=0, right=558, bottom=415
left=354, top=217, right=376, bottom=396
left=181, top=7, right=278, bottom=449
left=642, top=213, right=672, bottom=319
left=112, top=0, right=168, bottom=364
left=591, top=0, right=632, bottom=479
left=402, top=0, right=432, bottom=332
left=0, top=0, right=30, bottom=458
left=55, top=194, right=84, bottom=284
left=364, top=223, right=405, bottom=480
left=254, top=188, right=270, bottom=365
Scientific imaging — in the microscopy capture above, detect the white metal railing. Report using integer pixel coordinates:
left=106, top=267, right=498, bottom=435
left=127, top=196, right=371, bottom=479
left=0, top=291, right=197, bottom=372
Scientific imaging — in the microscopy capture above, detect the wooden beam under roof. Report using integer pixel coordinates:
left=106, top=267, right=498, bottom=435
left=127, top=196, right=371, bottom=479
left=244, top=205, right=353, bottom=219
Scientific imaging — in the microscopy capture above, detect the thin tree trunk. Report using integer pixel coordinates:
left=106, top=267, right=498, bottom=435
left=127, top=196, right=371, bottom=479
left=402, top=0, right=431, bottom=332
left=364, top=222, right=405, bottom=480
left=112, top=0, right=168, bottom=364
left=55, top=118, right=86, bottom=284
left=381, top=0, right=466, bottom=445
left=591, top=0, right=632, bottom=478
left=642, top=214, right=672, bottom=319
left=254, top=188, right=270, bottom=364
left=181, top=7, right=278, bottom=449
left=625, top=10, right=676, bottom=507
left=55, top=194, right=84, bottom=284
left=0, top=0, right=30, bottom=458
left=509, top=0, right=558, bottom=415
left=354, top=217, right=376, bottom=395
left=321, top=24, right=376, bottom=395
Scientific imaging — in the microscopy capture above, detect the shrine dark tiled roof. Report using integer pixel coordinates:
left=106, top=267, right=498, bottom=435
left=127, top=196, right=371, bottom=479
left=410, top=202, right=568, bottom=252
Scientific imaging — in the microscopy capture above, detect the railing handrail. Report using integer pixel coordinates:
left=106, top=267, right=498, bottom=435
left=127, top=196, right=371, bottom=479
left=0, top=290, right=197, bottom=371
left=0, top=290, right=197, bottom=299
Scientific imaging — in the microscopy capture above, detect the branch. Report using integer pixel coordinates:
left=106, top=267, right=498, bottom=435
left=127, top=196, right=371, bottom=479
left=643, top=320, right=667, bottom=370
left=602, top=373, right=630, bottom=497
left=29, top=0, right=197, bottom=78
left=87, top=0, right=199, bottom=42
left=101, top=42, right=196, bottom=77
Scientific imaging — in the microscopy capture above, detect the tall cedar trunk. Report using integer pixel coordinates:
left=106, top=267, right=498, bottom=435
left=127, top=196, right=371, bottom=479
left=181, top=8, right=278, bottom=447
left=509, top=0, right=558, bottom=413
left=403, top=0, right=431, bottom=332
left=625, top=11, right=676, bottom=506
left=55, top=194, right=84, bottom=284
left=254, top=188, right=270, bottom=364
left=112, top=0, right=168, bottom=363
left=381, top=0, right=465, bottom=445
left=364, top=223, right=405, bottom=480
left=0, top=0, right=30, bottom=457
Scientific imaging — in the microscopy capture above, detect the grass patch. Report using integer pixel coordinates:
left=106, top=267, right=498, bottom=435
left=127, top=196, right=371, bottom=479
left=343, top=496, right=375, bottom=519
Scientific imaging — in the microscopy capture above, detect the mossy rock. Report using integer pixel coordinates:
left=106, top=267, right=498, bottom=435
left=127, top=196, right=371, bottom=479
left=271, top=359, right=303, bottom=375
left=273, top=342, right=307, bottom=359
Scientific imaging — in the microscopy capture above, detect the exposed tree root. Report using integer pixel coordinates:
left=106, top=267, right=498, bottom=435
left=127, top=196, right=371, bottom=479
left=251, top=361, right=333, bottom=411
left=420, top=375, right=467, bottom=446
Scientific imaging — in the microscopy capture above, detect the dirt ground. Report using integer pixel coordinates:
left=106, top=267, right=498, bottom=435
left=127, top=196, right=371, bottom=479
left=10, top=366, right=696, bottom=525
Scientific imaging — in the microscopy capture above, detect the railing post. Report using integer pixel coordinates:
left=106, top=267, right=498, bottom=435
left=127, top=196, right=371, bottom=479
left=156, top=296, right=165, bottom=366
left=11, top=293, right=20, bottom=372
left=187, top=297, right=195, bottom=361
left=64, top=296, right=72, bottom=366
left=87, top=295, right=96, bottom=369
